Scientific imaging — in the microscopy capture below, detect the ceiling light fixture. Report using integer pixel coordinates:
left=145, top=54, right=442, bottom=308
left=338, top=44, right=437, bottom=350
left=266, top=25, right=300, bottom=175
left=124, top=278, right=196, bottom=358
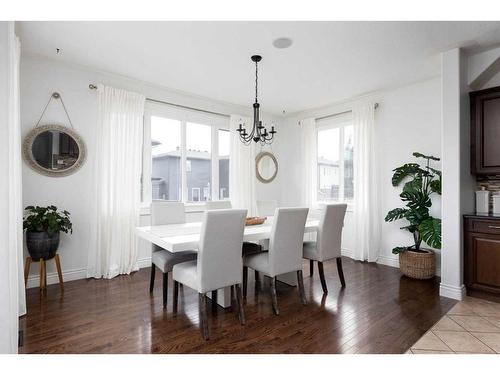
left=237, top=55, right=276, bottom=145
left=272, top=37, right=293, bottom=49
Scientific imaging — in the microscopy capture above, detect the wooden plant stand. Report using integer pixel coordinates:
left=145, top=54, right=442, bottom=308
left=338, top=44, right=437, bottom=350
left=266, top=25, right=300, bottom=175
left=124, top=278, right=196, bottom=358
left=24, top=254, right=64, bottom=292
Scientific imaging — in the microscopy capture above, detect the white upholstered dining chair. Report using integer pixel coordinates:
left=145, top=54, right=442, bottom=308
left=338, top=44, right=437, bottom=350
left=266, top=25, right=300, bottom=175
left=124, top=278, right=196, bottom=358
left=303, top=203, right=347, bottom=294
left=256, top=200, right=278, bottom=217
left=149, top=201, right=197, bottom=308
left=205, top=200, right=232, bottom=210
left=172, top=209, right=247, bottom=340
left=243, top=207, right=309, bottom=315
left=255, top=200, right=277, bottom=252
left=206, top=200, right=263, bottom=267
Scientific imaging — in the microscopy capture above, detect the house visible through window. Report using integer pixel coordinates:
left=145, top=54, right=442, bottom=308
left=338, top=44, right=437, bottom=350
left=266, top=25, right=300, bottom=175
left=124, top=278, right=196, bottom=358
left=316, top=113, right=354, bottom=203
left=143, top=102, right=230, bottom=204
left=150, top=116, right=181, bottom=201
left=218, top=129, right=230, bottom=199
left=186, top=122, right=211, bottom=202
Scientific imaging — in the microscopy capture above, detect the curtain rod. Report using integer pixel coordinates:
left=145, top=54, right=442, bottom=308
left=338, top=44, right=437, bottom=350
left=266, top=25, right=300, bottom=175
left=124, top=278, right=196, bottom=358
left=89, top=84, right=230, bottom=118
left=315, top=103, right=379, bottom=121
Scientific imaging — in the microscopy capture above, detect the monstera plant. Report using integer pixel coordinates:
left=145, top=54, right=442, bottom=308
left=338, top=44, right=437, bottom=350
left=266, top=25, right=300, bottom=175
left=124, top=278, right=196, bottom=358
left=385, top=152, right=442, bottom=255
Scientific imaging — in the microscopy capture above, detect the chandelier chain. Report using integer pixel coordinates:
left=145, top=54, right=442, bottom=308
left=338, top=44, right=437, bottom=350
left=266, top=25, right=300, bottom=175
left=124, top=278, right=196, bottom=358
left=255, top=60, right=258, bottom=103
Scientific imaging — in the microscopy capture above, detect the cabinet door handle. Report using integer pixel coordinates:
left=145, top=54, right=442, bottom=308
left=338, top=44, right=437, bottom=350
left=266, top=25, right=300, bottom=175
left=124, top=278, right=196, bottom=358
left=488, top=225, right=500, bottom=229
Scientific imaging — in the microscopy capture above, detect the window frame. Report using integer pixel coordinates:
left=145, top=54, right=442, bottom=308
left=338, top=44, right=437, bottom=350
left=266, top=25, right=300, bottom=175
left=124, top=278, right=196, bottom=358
left=315, top=112, right=354, bottom=205
left=216, top=128, right=231, bottom=201
left=142, top=101, right=230, bottom=207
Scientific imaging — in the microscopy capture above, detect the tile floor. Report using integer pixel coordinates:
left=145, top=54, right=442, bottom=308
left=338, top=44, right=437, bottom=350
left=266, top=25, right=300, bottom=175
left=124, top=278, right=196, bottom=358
left=407, top=296, right=500, bottom=354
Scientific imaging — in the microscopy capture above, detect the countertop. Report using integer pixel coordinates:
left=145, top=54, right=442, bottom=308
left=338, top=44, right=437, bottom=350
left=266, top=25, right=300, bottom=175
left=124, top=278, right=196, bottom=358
left=464, top=213, right=500, bottom=219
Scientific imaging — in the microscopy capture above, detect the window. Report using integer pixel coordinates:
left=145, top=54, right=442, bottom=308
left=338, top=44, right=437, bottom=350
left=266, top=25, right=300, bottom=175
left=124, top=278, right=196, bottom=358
left=186, top=122, right=212, bottom=202
left=150, top=116, right=181, bottom=201
left=316, top=113, right=354, bottom=203
left=142, top=102, right=229, bottom=205
left=218, top=129, right=230, bottom=200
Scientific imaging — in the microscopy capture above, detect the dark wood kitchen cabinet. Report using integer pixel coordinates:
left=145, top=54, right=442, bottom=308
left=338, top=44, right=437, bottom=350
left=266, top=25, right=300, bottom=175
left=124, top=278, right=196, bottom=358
left=464, top=215, right=500, bottom=300
left=470, top=86, right=500, bottom=176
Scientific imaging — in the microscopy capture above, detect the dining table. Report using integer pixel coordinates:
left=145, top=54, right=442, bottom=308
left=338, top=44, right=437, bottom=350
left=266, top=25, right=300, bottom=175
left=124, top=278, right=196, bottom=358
left=135, top=216, right=320, bottom=308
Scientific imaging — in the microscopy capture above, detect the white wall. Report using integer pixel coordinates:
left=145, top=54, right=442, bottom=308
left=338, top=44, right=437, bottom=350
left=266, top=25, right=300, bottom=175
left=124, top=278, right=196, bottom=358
left=376, top=79, right=442, bottom=268
left=0, top=21, right=22, bottom=354
left=20, top=55, right=283, bottom=288
left=439, top=49, right=475, bottom=300
left=279, top=78, right=442, bottom=268
left=438, top=47, right=500, bottom=301
left=482, top=69, right=500, bottom=90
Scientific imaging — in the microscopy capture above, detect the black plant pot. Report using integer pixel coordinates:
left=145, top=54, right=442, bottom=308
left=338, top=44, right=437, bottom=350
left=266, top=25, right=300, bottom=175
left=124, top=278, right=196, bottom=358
left=26, top=231, right=60, bottom=261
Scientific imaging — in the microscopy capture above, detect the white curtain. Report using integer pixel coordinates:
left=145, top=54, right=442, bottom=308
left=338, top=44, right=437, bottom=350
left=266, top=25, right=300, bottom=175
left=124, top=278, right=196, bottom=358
left=229, top=115, right=257, bottom=216
left=87, top=85, right=146, bottom=279
left=300, top=118, right=317, bottom=208
left=352, top=102, right=380, bottom=262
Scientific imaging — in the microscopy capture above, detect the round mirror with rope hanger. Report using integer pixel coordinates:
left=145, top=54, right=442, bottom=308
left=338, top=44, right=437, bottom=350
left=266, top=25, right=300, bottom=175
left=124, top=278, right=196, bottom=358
left=23, top=92, right=87, bottom=177
left=255, top=141, right=278, bottom=184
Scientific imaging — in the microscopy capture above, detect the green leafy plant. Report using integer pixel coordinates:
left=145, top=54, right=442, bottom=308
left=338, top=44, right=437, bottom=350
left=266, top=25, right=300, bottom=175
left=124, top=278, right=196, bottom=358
left=23, top=205, right=73, bottom=235
left=385, top=152, right=441, bottom=254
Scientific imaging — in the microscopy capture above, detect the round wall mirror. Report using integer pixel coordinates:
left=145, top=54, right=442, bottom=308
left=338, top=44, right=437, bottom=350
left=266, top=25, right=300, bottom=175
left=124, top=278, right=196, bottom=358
left=23, top=124, right=86, bottom=177
left=255, top=151, right=278, bottom=183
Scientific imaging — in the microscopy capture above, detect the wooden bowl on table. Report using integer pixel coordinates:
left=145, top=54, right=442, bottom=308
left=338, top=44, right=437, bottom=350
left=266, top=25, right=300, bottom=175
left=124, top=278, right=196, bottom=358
left=245, top=217, right=267, bottom=226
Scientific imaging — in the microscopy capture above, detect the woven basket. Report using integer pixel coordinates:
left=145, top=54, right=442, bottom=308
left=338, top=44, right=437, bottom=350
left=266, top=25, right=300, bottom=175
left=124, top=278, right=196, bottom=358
left=399, top=249, right=436, bottom=279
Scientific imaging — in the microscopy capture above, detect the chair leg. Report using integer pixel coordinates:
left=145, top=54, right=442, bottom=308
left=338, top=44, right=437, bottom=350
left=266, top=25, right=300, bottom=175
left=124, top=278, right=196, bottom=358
left=309, top=259, right=314, bottom=277
left=24, top=257, right=32, bottom=286
left=198, top=293, right=209, bottom=340
left=270, top=277, right=279, bottom=315
left=162, top=272, right=168, bottom=308
left=318, top=262, right=328, bottom=294
left=254, top=270, right=260, bottom=287
left=54, top=254, right=64, bottom=292
left=297, top=270, right=307, bottom=305
left=235, top=284, right=245, bottom=325
left=243, top=266, right=248, bottom=297
left=336, top=257, right=346, bottom=287
left=173, top=281, right=179, bottom=312
left=211, top=290, right=218, bottom=312
left=149, top=265, right=156, bottom=293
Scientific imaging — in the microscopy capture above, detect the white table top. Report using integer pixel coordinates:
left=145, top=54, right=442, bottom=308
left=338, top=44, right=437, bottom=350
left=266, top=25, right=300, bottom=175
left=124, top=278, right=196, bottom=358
left=135, top=217, right=320, bottom=252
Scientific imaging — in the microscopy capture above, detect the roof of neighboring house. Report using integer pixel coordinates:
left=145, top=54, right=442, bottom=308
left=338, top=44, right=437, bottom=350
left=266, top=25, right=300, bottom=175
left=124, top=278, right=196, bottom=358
left=153, top=149, right=214, bottom=160
left=318, top=157, right=339, bottom=167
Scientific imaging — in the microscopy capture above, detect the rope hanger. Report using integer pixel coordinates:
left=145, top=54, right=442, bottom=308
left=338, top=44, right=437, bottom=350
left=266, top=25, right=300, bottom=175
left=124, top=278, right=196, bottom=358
left=35, top=92, right=75, bottom=129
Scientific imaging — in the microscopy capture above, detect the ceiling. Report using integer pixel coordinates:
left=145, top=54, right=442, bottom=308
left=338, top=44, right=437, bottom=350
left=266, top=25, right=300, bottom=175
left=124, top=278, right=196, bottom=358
left=18, top=21, right=500, bottom=114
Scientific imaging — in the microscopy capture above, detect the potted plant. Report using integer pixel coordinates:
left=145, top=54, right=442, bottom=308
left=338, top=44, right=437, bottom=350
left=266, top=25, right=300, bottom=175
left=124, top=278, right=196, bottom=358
left=385, top=152, right=441, bottom=279
left=23, top=205, right=72, bottom=261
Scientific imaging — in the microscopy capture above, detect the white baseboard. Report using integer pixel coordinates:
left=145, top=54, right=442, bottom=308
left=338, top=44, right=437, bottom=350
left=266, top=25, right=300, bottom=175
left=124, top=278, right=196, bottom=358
left=341, top=249, right=401, bottom=269
left=137, top=257, right=152, bottom=269
left=26, top=257, right=154, bottom=289
left=340, top=248, right=353, bottom=258
left=377, top=254, right=400, bottom=268
left=26, top=267, right=87, bottom=289
left=439, top=283, right=466, bottom=300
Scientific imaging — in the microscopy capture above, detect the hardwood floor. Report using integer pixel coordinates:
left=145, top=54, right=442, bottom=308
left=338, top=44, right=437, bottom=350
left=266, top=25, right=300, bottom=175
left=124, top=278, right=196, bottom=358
left=19, top=257, right=456, bottom=354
